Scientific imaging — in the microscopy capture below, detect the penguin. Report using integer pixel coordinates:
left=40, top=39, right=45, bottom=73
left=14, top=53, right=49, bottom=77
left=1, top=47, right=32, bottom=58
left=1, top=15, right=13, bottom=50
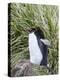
left=28, top=27, right=50, bottom=66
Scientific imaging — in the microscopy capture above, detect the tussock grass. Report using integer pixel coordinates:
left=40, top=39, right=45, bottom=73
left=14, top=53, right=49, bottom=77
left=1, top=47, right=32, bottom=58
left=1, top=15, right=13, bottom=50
left=8, top=3, right=59, bottom=75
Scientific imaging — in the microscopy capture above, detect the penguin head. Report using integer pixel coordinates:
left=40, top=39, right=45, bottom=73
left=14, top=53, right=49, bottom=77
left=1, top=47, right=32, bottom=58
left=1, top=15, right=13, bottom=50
left=28, top=27, right=44, bottom=38
left=27, top=28, right=36, bottom=33
left=28, top=27, right=50, bottom=46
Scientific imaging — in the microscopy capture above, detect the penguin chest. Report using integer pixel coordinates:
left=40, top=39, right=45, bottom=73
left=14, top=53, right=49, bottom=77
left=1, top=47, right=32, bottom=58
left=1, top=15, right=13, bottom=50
left=29, top=32, right=43, bottom=65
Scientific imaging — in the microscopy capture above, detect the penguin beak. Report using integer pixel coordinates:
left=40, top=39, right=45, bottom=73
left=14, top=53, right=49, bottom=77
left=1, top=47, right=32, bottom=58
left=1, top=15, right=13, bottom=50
left=40, top=39, right=51, bottom=47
